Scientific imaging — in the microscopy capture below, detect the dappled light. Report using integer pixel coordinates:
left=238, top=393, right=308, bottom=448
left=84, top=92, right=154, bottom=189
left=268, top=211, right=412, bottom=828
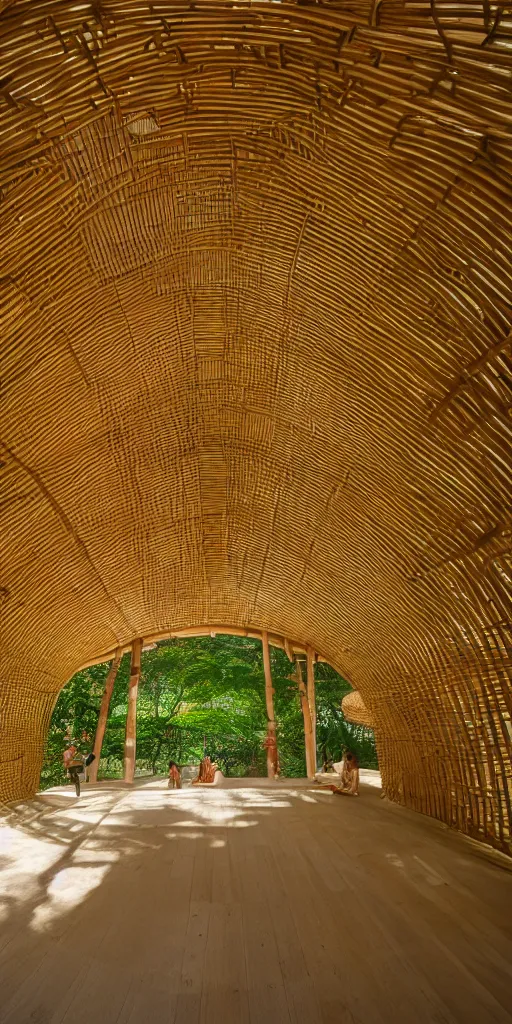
left=32, top=862, right=114, bottom=933
left=2, top=0, right=511, bottom=857
left=1, top=0, right=512, bottom=1017
left=1, top=777, right=511, bottom=1023
left=1, top=780, right=324, bottom=945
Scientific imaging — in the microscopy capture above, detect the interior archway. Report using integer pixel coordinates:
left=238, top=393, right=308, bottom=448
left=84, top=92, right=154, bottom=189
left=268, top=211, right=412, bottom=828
left=1, top=1, right=511, bottom=852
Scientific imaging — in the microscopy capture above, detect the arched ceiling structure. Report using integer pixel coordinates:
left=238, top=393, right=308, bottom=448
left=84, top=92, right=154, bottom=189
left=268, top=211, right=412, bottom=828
left=0, top=0, right=511, bottom=851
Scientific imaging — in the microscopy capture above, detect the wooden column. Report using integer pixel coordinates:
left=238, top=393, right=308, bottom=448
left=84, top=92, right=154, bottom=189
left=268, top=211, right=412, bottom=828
left=306, top=645, right=317, bottom=774
left=124, top=638, right=143, bottom=784
left=262, top=630, right=278, bottom=779
left=88, top=648, right=122, bottom=783
left=296, top=657, right=315, bottom=779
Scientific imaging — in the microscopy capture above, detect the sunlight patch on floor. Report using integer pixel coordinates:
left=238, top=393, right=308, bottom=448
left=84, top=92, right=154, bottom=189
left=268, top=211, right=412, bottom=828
left=32, top=862, right=112, bottom=932
left=0, top=776, right=383, bottom=938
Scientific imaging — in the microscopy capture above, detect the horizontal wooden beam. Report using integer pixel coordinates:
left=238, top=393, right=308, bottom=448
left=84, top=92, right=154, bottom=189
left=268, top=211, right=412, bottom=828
left=73, top=624, right=327, bottom=675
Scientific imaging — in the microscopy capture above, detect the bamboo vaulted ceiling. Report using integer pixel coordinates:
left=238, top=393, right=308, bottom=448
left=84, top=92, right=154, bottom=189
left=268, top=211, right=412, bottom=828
left=0, top=1, right=511, bottom=849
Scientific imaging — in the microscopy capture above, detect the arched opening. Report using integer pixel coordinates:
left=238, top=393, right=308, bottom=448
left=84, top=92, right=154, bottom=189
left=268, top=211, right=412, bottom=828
left=2, top=2, right=512, bottom=1017
left=39, top=632, right=378, bottom=793
left=0, top=0, right=510, bottom=898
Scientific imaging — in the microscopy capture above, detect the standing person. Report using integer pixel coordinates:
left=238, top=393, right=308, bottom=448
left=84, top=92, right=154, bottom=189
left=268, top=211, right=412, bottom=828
left=263, top=733, right=280, bottom=778
left=63, top=742, right=84, bottom=797
left=168, top=760, right=182, bottom=789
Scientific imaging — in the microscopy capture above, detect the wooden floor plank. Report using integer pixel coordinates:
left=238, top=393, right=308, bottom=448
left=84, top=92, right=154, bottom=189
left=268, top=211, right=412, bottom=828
left=175, top=901, right=210, bottom=1024
left=0, top=778, right=511, bottom=1024
left=200, top=902, right=249, bottom=1024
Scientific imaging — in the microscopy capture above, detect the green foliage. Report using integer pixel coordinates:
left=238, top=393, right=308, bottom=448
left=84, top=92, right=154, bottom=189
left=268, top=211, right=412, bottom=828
left=315, top=662, right=379, bottom=769
left=40, top=661, right=119, bottom=790
left=40, top=636, right=377, bottom=789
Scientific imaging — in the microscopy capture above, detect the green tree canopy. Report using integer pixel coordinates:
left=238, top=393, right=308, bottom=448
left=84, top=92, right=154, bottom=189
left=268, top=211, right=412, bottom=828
left=40, top=636, right=377, bottom=789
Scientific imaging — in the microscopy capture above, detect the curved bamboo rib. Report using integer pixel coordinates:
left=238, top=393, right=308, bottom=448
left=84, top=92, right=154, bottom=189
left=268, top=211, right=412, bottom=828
left=0, top=0, right=511, bottom=852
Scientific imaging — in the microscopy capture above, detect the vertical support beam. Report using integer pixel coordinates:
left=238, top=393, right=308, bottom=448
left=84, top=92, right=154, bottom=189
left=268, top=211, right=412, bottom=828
left=124, top=638, right=143, bottom=784
left=88, top=648, right=122, bottom=783
left=297, top=658, right=315, bottom=779
left=262, top=630, right=278, bottom=779
left=306, top=645, right=317, bottom=774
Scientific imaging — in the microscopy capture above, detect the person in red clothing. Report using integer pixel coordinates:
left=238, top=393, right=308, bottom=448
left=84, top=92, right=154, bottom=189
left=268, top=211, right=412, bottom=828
left=191, top=756, right=217, bottom=784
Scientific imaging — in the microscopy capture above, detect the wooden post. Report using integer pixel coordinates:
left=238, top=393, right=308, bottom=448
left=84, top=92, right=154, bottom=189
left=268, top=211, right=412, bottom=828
left=124, top=638, right=143, bottom=784
left=306, top=645, right=317, bottom=774
left=296, top=658, right=315, bottom=779
left=88, top=648, right=122, bottom=783
left=262, top=630, right=278, bottom=779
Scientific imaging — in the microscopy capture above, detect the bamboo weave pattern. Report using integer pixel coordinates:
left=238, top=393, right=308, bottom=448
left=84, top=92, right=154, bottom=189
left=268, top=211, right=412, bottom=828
left=0, top=0, right=511, bottom=853
left=341, top=691, right=374, bottom=728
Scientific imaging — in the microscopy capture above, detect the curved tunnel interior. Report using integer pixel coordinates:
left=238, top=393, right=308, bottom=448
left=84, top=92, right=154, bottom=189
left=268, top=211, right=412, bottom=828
left=1, top=1, right=511, bottom=852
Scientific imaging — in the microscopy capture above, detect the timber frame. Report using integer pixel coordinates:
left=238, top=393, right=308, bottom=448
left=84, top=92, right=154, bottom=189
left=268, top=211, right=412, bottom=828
left=1, top=1, right=511, bottom=855
left=91, top=631, right=322, bottom=785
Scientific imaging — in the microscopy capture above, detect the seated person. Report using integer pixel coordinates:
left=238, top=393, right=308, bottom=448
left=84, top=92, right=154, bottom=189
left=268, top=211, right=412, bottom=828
left=192, top=755, right=218, bottom=785
left=328, top=752, right=359, bottom=796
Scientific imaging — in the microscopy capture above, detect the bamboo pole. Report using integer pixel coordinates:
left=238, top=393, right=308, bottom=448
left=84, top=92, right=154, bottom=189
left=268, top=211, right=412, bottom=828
left=262, top=629, right=278, bottom=779
left=306, top=645, right=317, bottom=774
left=284, top=637, right=294, bottom=662
left=296, top=658, right=315, bottom=779
left=88, top=648, right=123, bottom=783
left=124, top=638, right=143, bottom=784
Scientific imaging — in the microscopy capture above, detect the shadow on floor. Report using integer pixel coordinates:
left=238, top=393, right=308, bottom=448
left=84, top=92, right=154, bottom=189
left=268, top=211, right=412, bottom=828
left=0, top=779, right=511, bottom=1024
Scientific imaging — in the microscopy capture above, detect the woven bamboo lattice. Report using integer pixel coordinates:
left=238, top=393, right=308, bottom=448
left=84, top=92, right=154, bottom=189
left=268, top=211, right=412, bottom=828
left=341, top=690, right=374, bottom=728
left=0, top=1, right=511, bottom=852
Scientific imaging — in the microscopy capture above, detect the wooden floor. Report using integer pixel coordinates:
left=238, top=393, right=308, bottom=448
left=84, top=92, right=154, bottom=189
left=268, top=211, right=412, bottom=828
left=1, top=776, right=511, bottom=1024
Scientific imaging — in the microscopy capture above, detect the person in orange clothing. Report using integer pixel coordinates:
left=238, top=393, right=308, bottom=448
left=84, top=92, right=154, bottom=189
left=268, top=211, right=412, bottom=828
left=168, top=760, right=182, bottom=789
